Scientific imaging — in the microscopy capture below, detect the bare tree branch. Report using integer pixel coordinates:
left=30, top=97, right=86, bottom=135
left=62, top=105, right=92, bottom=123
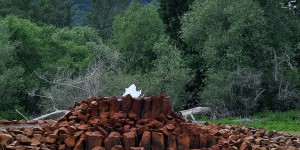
left=284, top=52, right=295, bottom=70
left=15, top=109, right=28, bottom=121
left=33, top=110, right=69, bottom=120
left=253, top=89, right=265, bottom=102
left=30, top=43, right=121, bottom=114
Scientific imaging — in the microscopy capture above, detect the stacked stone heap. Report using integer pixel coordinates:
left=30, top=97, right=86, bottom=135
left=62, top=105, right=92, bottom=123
left=0, top=94, right=300, bottom=150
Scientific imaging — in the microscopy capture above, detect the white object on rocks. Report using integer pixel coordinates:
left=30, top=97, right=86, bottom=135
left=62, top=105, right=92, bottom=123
left=123, top=84, right=142, bottom=98
left=180, top=107, right=211, bottom=121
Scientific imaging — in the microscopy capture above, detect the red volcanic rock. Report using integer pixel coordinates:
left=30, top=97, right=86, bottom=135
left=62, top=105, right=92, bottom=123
left=85, top=131, right=104, bottom=149
left=64, top=135, right=76, bottom=148
left=91, top=101, right=99, bottom=116
left=31, top=138, right=41, bottom=146
left=0, top=133, right=13, bottom=145
left=141, top=97, right=152, bottom=119
left=151, top=132, right=165, bottom=150
left=99, top=99, right=110, bottom=113
left=123, top=131, right=136, bottom=150
left=74, top=138, right=84, bottom=150
left=122, top=95, right=133, bottom=113
left=112, top=145, right=124, bottom=150
left=139, top=131, right=151, bottom=150
left=104, top=132, right=122, bottom=150
left=177, top=133, right=190, bottom=149
left=131, top=97, right=144, bottom=119
left=150, top=96, right=162, bottom=118
left=110, top=98, right=120, bottom=116
left=79, top=102, right=89, bottom=112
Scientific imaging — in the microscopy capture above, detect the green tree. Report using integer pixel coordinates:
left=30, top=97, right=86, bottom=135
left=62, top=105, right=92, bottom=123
left=111, top=2, right=165, bottom=71
left=0, top=0, right=32, bottom=18
left=158, top=0, right=194, bottom=42
left=0, top=20, right=27, bottom=120
left=147, top=36, right=192, bottom=110
left=40, top=26, right=98, bottom=73
left=181, top=0, right=300, bottom=116
left=159, top=0, right=208, bottom=109
left=31, top=0, right=75, bottom=27
left=0, top=16, right=100, bottom=119
left=84, top=0, right=128, bottom=39
left=259, top=0, right=300, bottom=110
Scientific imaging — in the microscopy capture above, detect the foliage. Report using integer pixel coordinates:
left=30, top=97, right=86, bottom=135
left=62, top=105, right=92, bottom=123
left=0, top=0, right=32, bottom=18
left=158, top=0, right=194, bottom=42
left=182, top=0, right=268, bottom=69
left=158, top=0, right=204, bottom=108
left=148, top=36, right=193, bottom=110
left=201, top=68, right=264, bottom=117
left=0, top=0, right=76, bottom=27
left=0, top=16, right=97, bottom=118
left=31, top=0, right=75, bottom=27
left=32, top=41, right=121, bottom=112
left=259, top=0, right=300, bottom=110
left=0, top=21, right=26, bottom=119
left=40, top=26, right=98, bottom=73
left=0, top=21, right=14, bottom=60
left=111, top=2, right=165, bottom=71
left=181, top=0, right=300, bottom=116
left=84, top=0, right=128, bottom=39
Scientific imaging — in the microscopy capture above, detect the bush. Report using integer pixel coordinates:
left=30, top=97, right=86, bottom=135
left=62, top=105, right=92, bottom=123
left=201, top=67, right=263, bottom=117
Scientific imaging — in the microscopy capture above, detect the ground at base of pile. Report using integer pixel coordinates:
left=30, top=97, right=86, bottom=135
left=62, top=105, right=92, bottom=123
left=1, top=94, right=300, bottom=150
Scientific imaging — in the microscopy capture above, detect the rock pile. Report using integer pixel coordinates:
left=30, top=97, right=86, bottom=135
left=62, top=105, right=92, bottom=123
left=0, top=94, right=300, bottom=150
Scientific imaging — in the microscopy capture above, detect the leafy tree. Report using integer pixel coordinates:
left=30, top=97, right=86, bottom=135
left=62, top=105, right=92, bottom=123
left=159, top=0, right=208, bottom=109
left=0, top=0, right=76, bottom=27
left=158, top=0, right=194, bottom=42
left=32, top=40, right=121, bottom=112
left=111, top=2, right=165, bottom=71
left=181, top=0, right=300, bottom=116
left=0, top=0, right=32, bottom=18
left=84, top=0, right=128, bottom=39
left=147, top=36, right=193, bottom=110
left=31, top=0, right=75, bottom=27
left=260, top=0, right=300, bottom=110
left=181, top=0, right=268, bottom=115
left=0, top=20, right=27, bottom=120
left=0, top=16, right=101, bottom=119
left=0, top=21, right=14, bottom=60
left=182, top=0, right=268, bottom=69
left=40, top=26, right=98, bottom=73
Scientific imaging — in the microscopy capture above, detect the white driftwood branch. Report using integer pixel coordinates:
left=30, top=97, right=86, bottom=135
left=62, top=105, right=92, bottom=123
left=33, top=110, right=69, bottom=120
left=180, top=107, right=211, bottom=121
left=16, top=109, right=28, bottom=121
left=253, top=89, right=265, bottom=102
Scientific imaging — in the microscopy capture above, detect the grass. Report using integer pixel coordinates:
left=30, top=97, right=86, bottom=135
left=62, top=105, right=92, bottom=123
left=196, top=109, right=300, bottom=135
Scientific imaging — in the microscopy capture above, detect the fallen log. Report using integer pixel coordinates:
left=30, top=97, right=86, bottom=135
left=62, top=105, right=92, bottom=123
left=33, top=110, right=69, bottom=120
left=180, top=107, right=211, bottom=121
